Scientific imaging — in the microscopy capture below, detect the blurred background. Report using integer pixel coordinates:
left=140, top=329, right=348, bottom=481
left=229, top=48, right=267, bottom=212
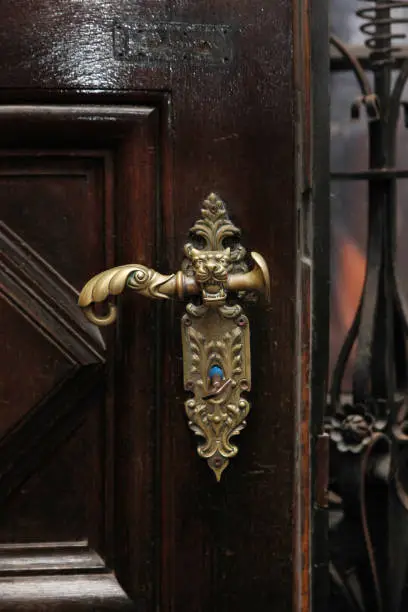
left=330, top=0, right=408, bottom=388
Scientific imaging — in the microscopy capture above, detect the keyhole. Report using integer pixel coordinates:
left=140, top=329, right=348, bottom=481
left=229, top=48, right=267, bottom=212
left=208, top=365, right=224, bottom=390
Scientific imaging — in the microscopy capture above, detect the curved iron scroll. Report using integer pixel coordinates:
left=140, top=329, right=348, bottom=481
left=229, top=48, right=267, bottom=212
left=327, top=3, right=408, bottom=611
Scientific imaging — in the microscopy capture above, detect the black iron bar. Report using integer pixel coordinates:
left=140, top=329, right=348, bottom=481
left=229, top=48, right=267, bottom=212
left=328, top=2, right=408, bottom=612
left=331, top=169, right=408, bottom=179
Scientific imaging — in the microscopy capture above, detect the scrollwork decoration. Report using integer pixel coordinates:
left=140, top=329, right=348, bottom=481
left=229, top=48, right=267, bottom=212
left=180, top=195, right=254, bottom=479
left=78, top=193, right=270, bottom=480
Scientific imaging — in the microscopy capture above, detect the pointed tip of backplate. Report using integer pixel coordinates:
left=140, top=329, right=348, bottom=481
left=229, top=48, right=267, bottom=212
left=208, top=455, right=229, bottom=482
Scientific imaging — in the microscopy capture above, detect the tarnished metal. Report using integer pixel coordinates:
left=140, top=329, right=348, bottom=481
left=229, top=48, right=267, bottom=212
left=328, top=3, right=408, bottom=611
left=180, top=195, right=256, bottom=480
left=78, top=193, right=270, bottom=480
left=356, top=0, right=408, bottom=69
left=113, top=21, right=233, bottom=64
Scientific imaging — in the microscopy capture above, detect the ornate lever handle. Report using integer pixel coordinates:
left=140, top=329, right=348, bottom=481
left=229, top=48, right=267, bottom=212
left=78, top=264, right=179, bottom=326
left=78, top=193, right=270, bottom=480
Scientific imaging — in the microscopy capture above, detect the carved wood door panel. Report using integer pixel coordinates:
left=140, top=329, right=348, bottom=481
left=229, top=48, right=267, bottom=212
left=0, top=106, right=159, bottom=609
left=0, top=2, right=329, bottom=611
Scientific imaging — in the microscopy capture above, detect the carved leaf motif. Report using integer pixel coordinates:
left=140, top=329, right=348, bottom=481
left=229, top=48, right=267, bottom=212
left=182, top=193, right=248, bottom=277
left=187, top=327, right=206, bottom=380
left=183, top=309, right=250, bottom=479
left=180, top=194, right=252, bottom=480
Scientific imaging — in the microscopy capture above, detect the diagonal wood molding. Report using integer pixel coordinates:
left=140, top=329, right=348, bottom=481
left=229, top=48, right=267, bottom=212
left=0, top=221, right=105, bottom=365
left=0, top=365, right=104, bottom=507
left=0, top=222, right=108, bottom=505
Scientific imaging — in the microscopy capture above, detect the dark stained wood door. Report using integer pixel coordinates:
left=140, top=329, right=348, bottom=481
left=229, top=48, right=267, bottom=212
left=0, top=1, right=329, bottom=611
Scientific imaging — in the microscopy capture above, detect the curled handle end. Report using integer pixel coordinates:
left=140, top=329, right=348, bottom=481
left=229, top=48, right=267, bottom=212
left=78, top=264, right=178, bottom=327
left=81, top=303, right=118, bottom=326
left=250, top=251, right=271, bottom=303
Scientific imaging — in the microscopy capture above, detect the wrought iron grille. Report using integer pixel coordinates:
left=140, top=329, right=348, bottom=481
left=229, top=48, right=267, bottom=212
left=327, top=2, right=408, bottom=611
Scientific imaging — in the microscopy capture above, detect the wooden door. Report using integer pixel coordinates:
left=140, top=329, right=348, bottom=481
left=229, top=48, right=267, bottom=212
left=0, top=1, right=329, bottom=611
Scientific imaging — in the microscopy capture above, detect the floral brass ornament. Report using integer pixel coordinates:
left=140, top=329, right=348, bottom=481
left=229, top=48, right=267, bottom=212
left=78, top=193, right=270, bottom=480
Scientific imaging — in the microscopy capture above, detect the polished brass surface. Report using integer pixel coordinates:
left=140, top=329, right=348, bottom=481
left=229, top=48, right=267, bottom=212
left=182, top=308, right=250, bottom=481
left=78, top=264, right=177, bottom=325
left=180, top=195, right=254, bottom=479
left=78, top=193, right=270, bottom=479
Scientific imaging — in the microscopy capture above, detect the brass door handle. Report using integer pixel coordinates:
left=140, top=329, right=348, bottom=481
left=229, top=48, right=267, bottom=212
left=78, top=193, right=270, bottom=480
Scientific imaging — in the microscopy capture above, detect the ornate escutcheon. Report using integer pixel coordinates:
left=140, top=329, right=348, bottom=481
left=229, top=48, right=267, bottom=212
left=78, top=193, right=270, bottom=480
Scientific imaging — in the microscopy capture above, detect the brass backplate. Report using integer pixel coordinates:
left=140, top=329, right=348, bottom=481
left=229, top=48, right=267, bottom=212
left=182, top=307, right=251, bottom=481
left=78, top=192, right=270, bottom=481
left=180, top=193, right=252, bottom=480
